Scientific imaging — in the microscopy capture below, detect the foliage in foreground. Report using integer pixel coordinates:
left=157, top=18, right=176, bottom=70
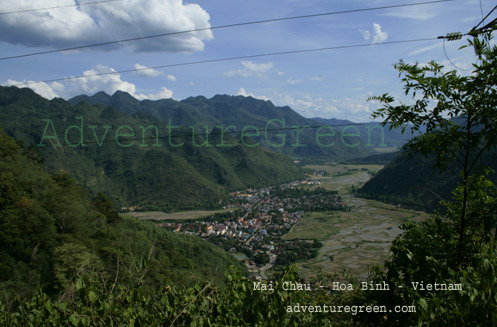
left=362, top=31, right=497, bottom=215
left=356, top=31, right=497, bottom=326
left=356, top=177, right=497, bottom=326
left=0, top=267, right=355, bottom=327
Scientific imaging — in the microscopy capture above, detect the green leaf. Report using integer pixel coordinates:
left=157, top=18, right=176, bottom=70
left=88, top=291, right=98, bottom=304
left=69, top=315, right=78, bottom=326
left=419, top=298, right=428, bottom=311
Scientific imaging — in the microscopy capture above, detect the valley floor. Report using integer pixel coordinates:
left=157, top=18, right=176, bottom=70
left=131, top=164, right=428, bottom=280
left=281, top=164, right=428, bottom=278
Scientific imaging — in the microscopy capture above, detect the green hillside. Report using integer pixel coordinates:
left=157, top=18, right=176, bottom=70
left=358, top=149, right=497, bottom=211
left=0, top=128, right=241, bottom=303
left=0, top=86, right=305, bottom=210
left=69, top=91, right=374, bottom=160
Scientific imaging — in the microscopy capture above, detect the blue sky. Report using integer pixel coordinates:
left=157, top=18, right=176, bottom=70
left=0, top=0, right=491, bottom=121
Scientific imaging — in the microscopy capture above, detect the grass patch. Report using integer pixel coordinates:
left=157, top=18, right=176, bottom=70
left=126, top=208, right=234, bottom=221
left=282, top=211, right=341, bottom=241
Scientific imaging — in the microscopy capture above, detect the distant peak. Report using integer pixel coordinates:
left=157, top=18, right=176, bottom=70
left=185, top=95, right=208, bottom=101
left=211, top=94, right=272, bottom=106
left=311, top=117, right=356, bottom=125
left=210, top=94, right=233, bottom=100
left=93, top=91, right=110, bottom=97
left=112, top=90, right=133, bottom=98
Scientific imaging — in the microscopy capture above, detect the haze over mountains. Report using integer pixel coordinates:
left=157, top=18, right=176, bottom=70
left=311, top=117, right=421, bottom=148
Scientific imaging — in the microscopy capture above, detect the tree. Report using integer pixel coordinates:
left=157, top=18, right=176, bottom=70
left=368, top=32, right=497, bottom=261
left=92, top=192, right=121, bottom=224
left=351, top=29, right=497, bottom=327
left=355, top=176, right=497, bottom=326
left=53, top=242, right=106, bottom=299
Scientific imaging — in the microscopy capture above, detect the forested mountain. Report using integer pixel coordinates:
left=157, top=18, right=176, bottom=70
left=0, top=86, right=305, bottom=210
left=358, top=111, right=496, bottom=212
left=358, top=149, right=497, bottom=211
left=0, top=128, right=241, bottom=303
left=69, top=91, right=375, bottom=160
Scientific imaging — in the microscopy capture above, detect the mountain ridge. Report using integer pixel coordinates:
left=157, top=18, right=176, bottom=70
left=68, top=90, right=376, bottom=160
left=0, top=86, right=305, bottom=211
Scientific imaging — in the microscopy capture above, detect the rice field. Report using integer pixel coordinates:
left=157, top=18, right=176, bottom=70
left=281, top=164, right=427, bottom=278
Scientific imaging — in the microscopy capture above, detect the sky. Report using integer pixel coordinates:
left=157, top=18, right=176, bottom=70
left=0, top=0, right=492, bottom=122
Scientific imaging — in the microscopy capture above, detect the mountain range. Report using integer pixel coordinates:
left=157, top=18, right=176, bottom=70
left=1, top=86, right=424, bottom=211
left=68, top=91, right=380, bottom=160
left=0, top=86, right=308, bottom=211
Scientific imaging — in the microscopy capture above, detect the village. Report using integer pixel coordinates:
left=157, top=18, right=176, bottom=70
left=157, top=177, right=348, bottom=278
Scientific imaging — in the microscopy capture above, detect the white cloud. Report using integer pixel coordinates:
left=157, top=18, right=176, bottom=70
left=4, top=65, right=174, bottom=100
left=277, top=94, right=323, bottom=117
left=286, top=78, right=302, bottom=85
left=372, top=23, right=388, bottom=44
left=439, top=59, right=473, bottom=73
left=3, top=79, right=61, bottom=100
left=0, top=0, right=213, bottom=53
left=315, top=97, right=371, bottom=121
left=236, top=88, right=270, bottom=101
left=69, top=65, right=137, bottom=96
left=135, top=87, right=173, bottom=100
left=408, top=43, right=442, bottom=56
left=296, top=99, right=313, bottom=109
left=225, top=61, right=275, bottom=78
left=383, top=7, right=438, bottom=20
left=359, top=23, right=388, bottom=44
left=460, top=16, right=480, bottom=24
left=262, top=92, right=374, bottom=122
left=311, top=76, right=324, bottom=81
left=360, top=29, right=371, bottom=41
left=166, top=75, right=177, bottom=82
left=133, top=64, right=164, bottom=77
